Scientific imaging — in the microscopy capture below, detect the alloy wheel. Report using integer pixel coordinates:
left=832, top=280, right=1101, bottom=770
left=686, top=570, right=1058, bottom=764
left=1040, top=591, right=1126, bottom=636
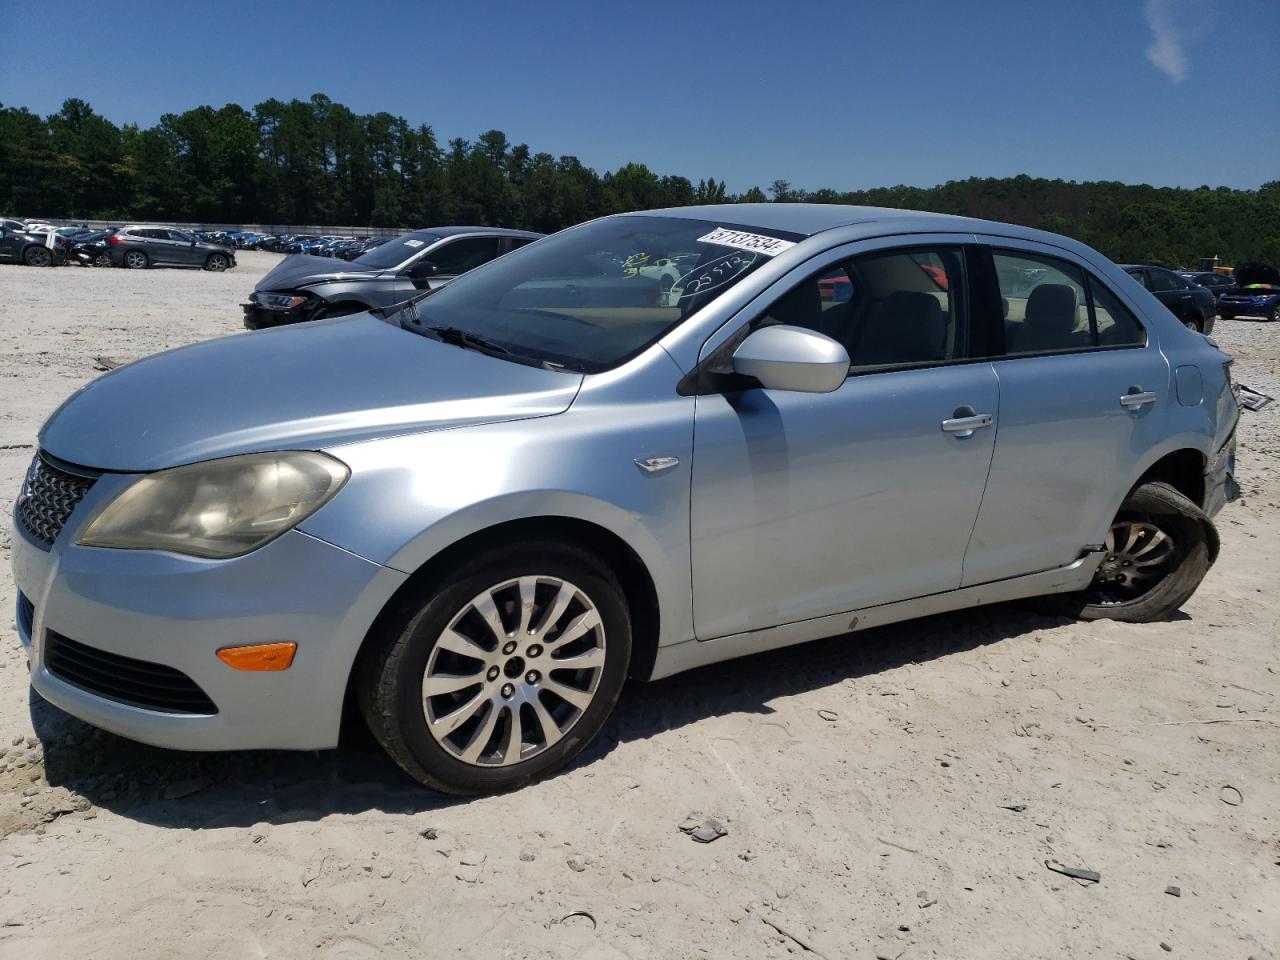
left=125, top=251, right=147, bottom=269
left=1088, top=517, right=1178, bottom=605
left=207, top=254, right=228, bottom=271
left=25, top=247, right=51, bottom=267
left=421, top=576, right=606, bottom=767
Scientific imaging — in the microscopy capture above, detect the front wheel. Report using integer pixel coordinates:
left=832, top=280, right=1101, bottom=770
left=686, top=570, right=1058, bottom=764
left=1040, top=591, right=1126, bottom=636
left=204, top=252, right=230, bottom=271
left=93, top=252, right=112, bottom=268
left=1063, top=481, right=1215, bottom=623
left=358, top=542, right=631, bottom=795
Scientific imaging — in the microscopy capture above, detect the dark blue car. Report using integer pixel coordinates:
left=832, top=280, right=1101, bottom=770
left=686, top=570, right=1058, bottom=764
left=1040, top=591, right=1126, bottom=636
left=1218, top=263, right=1280, bottom=321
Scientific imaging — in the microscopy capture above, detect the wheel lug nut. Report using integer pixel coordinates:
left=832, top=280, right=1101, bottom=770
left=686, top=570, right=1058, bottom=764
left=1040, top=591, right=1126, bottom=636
left=486, top=666, right=499, bottom=681
left=502, top=641, right=517, bottom=655
left=526, top=671, right=539, bottom=684
left=527, top=645, right=542, bottom=658
left=501, top=683, right=514, bottom=698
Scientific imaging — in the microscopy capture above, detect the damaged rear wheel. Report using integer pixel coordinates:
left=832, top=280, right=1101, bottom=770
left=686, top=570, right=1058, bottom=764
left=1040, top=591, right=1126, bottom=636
left=1062, top=481, right=1215, bottom=623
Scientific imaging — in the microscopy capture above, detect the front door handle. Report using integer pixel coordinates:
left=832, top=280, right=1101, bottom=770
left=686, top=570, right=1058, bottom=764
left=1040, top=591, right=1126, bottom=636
left=1120, top=391, right=1158, bottom=408
left=941, top=412, right=994, bottom=438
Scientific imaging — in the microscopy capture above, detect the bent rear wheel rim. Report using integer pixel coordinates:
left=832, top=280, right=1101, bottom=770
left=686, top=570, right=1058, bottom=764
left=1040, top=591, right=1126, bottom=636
left=421, top=576, right=606, bottom=768
left=1087, top=516, right=1178, bottom=606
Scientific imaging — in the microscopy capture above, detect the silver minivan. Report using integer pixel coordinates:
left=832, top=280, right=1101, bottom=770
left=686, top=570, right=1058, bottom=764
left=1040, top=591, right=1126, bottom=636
left=12, top=205, right=1239, bottom=794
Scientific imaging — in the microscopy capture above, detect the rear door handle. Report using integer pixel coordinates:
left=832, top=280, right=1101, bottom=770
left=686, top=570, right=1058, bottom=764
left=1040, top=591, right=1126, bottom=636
left=1120, top=391, right=1158, bottom=408
left=941, top=413, right=994, bottom=437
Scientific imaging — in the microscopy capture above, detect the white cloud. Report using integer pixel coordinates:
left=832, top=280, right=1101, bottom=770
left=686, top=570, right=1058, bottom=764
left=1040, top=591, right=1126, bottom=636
left=1144, top=0, right=1188, bottom=83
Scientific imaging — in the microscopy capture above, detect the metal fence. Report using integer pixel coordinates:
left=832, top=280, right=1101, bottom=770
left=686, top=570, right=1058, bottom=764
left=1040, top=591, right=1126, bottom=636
left=24, top=218, right=409, bottom=238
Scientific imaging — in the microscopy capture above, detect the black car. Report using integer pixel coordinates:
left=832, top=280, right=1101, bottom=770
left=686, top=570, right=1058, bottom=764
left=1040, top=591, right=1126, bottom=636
left=1122, top=264, right=1216, bottom=333
left=0, top=219, right=65, bottom=266
left=1179, top=271, right=1238, bottom=302
left=242, top=227, right=541, bottom=329
left=108, top=225, right=237, bottom=271
left=66, top=229, right=116, bottom=268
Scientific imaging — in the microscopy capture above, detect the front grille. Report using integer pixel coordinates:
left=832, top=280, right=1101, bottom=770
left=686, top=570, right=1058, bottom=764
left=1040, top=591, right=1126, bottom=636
left=17, top=454, right=98, bottom=547
left=44, top=630, right=218, bottom=715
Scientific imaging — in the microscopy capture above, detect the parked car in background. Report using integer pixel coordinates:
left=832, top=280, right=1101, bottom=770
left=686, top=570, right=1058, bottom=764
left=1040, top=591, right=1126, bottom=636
left=108, top=226, right=237, bottom=271
left=66, top=229, right=116, bottom=267
left=1122, top=265, right=1216, bottom=332
left=0, top=221, right=65, bottom=266
left=1217, top=263, right=1280, bottom=321
left=1179, top=270, right=1238, bottom=302
left=14, top=205, right=1238, bottom=795
left=243, top=226, right=541, bottom=328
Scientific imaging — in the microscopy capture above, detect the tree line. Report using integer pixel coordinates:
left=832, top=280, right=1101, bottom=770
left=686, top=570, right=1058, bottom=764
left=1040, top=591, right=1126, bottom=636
left=2, top=95, right=1277, bottom=267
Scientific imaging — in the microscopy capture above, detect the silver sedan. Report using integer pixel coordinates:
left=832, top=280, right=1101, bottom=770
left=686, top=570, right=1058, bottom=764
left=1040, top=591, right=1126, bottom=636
left=12, top=204, right=1239, bottom=794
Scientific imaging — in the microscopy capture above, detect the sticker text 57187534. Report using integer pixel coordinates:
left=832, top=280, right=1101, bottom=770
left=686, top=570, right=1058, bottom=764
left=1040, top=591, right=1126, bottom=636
left=696, top=227, right=796, bottom=257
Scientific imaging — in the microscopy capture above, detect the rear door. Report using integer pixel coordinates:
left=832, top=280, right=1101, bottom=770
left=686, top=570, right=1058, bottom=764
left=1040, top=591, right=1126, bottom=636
left=961, top=240, right=1167, bottom=585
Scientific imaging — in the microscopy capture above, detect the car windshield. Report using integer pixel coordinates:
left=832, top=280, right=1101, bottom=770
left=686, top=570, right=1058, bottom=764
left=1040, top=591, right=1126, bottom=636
left=352, top=232, right=441, bottom=270
left=398, top=216, right=799, bottom=373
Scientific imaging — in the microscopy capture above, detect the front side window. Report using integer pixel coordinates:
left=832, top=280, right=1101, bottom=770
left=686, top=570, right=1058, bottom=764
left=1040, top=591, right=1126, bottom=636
left=168, top=230, right=193, bottom=243
left=427, top=237, right=502, bottom=275
left=752, top=247, right=966, bottom=371
left=402, top=216, right=798, bottom=372
left=1149, top=268, right=1185, bottom=292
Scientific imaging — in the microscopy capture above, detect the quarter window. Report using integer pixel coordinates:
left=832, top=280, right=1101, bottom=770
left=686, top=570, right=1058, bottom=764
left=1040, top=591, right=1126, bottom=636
left=752, top=247, right=966, bottom=372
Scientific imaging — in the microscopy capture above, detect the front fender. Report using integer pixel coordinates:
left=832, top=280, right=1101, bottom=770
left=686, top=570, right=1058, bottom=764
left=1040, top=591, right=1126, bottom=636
left=301, top=395, right=696, bottom=649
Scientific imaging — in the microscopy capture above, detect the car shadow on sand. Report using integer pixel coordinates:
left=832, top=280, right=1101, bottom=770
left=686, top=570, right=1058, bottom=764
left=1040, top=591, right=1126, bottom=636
left=32, top=602, right=1071, bottom=828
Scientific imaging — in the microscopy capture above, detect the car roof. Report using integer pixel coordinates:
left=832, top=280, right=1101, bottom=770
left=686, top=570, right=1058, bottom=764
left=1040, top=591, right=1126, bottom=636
left=625, top=202, right=1103, bottom=249
left=415, top=226, right=544, bottom=239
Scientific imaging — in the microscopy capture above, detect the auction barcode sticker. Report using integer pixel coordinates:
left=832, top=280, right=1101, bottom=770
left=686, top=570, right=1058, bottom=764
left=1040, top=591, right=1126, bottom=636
left=696, top=227, right=796, bottom=257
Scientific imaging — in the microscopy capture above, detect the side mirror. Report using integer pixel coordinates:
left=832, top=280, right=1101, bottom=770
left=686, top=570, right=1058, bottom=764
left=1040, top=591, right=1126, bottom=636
left=731, top=325, right=849, bottom=393
left=406, top=259, right=438, bottom=279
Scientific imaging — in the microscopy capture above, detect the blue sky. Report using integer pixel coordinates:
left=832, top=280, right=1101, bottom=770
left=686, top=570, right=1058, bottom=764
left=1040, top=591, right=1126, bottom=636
left=2, top=0, right=1276, bottom=192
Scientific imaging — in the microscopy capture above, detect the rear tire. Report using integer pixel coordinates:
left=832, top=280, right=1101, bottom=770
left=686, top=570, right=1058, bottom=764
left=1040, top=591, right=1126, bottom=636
left=357, top=542, right=631, bottom=795
left=1057, top=481, right=1214, bottom=623
left=23, top=246, right=52, bottom=267
left=123, top=250, right=148, bottom=269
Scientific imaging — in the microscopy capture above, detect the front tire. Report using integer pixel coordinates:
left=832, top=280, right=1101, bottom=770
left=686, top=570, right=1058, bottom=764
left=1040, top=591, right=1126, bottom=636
left=1063, top=481, right=1215, bottom=623
left=93, top=252, right=112, bottom=268
left=205, top=252, right=230, bottom=271
left=357, top=542, right=631, bottom=795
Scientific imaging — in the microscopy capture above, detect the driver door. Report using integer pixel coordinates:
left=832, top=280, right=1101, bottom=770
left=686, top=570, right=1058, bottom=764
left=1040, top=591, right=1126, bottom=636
left=394, top=236, right=502, bottom=303
left=689, top=240, right=1001, bottom=640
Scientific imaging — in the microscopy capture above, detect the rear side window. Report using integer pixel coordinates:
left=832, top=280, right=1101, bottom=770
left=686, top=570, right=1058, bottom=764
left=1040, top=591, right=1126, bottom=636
left=753, top=246, right=967, bottom=372
left=1150, top=269, right=1185, bottom=292
left=994, top=252, right=1090, bottom=354
left=993, top=250, right=1144, bottom=353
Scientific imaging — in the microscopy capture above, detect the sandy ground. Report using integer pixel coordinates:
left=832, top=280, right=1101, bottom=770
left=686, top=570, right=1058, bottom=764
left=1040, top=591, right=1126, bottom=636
left=0, top=252, right=1277, bottom=960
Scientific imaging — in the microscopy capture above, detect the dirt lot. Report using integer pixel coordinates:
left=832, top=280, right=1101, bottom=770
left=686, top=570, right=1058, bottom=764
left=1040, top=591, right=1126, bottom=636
left=0, top=253, right=1277, bottom=960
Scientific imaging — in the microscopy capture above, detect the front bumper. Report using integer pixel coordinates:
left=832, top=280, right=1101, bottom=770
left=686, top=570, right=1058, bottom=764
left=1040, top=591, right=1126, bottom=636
left=12, top=477, right=406, bottom=752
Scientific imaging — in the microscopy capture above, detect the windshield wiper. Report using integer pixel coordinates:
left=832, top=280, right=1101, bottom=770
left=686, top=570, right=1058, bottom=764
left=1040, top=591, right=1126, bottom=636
left=425, top=324, right=512, bottom=356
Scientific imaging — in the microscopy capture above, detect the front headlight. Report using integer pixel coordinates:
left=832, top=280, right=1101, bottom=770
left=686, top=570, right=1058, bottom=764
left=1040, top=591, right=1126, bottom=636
left=255, top=292, right=307, bottom=310
left=77, top=451, right=349, bottom=559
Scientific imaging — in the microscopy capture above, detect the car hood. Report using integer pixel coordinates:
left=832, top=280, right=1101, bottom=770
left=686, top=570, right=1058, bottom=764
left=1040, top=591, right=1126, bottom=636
left=39, top=314, right=583, bottom=472
left=256, top=253, right=384, bottom=292
left=1233, top=263, right=1280, bottom=289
